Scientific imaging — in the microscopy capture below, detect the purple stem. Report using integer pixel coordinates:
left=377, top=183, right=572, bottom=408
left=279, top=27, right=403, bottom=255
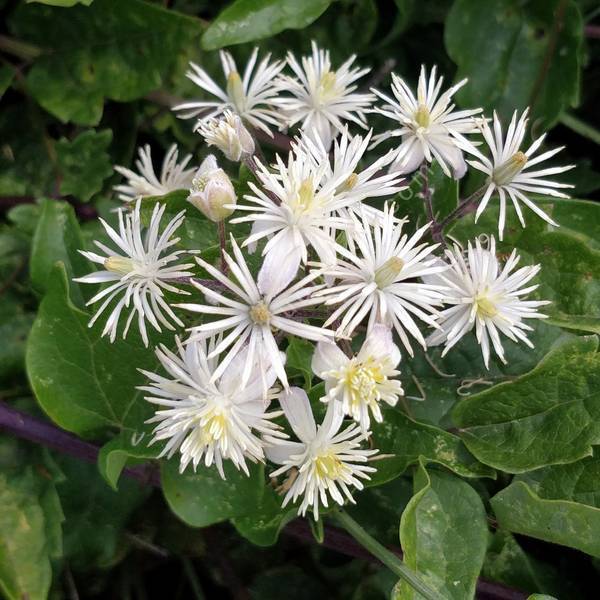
left=0, top=402, right=526, bottom=599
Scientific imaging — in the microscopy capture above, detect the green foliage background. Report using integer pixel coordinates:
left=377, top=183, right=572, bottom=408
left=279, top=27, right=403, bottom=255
left=0, top=0, right=599, bottom=598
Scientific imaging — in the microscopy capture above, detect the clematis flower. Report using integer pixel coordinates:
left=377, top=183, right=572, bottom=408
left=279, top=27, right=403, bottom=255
left=114, top=144, right=195, bottom=202
left=265, top=387, right=377, bottom=520
left=312, top=324, right=403, bottom=431
left=74, top=200, right=193, bottom=346
left=142, top=337, right=284, bottom=478
left=427, top=237, right=549, bottom=368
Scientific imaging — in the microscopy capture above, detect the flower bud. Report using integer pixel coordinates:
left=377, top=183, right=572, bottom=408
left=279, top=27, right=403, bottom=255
left=187, top=155, right=237, bottom=222
left=197, top=111, right=255, bottom=162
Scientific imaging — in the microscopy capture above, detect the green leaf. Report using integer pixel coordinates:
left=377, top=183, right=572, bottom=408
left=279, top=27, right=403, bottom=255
left=56, top=129, right=113, bottom=202
left=97, top=429, right=158, bottom=491
left=491, top=479, right=600, bottom=559
left=0, top=438, right=64, bottom=600
left=368, top=408, right=495, bottom=486
left=0, top=311, right=34, bottom=380
left=57, top=455, right=148, bottom=570
left=399, top=463, right=488, bottom=599
left=202, top=0, right=332, bottom=50
left=161, top=459, right=265, bottom=528
left=285, top=337, right=315, bottom=389
left=453, top=335, right=600, bottom=473
left=445, top=0, right=583, bottom=127
left=397, top=162, right=458, bottom=227
left=11, top=0, right=202, bottom=125
left=232, top=487, right=296, bottom=547
left=26, top=264, right=161, bottom=437
left=30, top=199, right=90, bottom=308
left=450, top=197, right=600, bottom=335
left=483, top=530, right=581, bottom=598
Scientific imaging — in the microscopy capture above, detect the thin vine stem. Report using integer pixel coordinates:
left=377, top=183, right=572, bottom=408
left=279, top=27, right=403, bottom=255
left=334, top=510, right=447, bottom=600
left=430, top=184, right=487, bottom=241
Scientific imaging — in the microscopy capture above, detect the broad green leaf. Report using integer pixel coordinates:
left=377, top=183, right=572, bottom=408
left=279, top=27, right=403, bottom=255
left=491, top=480, right=600, bottom=559
left=347, top=476, right=413, bottom=546
left=285, top=337, right=315, bottom=389
left=483, top=530, right=581, bottom=598
left=399, top=464, right=488, bottom=599
left=11, top=0, right=202, bottom=125
left=232, top=487, right=296, bottom=546
left=445, top=0, right=583, bottom=127
left=453, top=335, right=600, bottom=473
left=30, top=199, right=90, bottom=307
left=397, top=162, right=458, bottom=227
left=407, top=321, right=571, bottom=427
left=450, top=198, right=600, bottom=335
left=26, top=264, right=161, bottom=437
left=97, top=429, right=159, bottom=491
left=0, top=438, right=64, bottom=600
left=56, top=129, right=113, bottom=202
left=57, top=455, right=148, bottom=570
left=202, top=0, right=331, bottom=50
left=368, top=408, right=495, bottom=486
left=141, top=190, right=219, bottom=252
left=0, top=105, right=57, bottom=196
left=161, top=459, right=264, bottom=528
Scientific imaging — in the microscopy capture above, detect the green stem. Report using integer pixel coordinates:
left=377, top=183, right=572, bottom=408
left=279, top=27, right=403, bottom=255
left=0, top=35, right=42, bottom=61
left=559, top=112, right=600, bottom=145
left=334, top=510, right=446, bottom=600
left=431, top=185, right=487, bottom=240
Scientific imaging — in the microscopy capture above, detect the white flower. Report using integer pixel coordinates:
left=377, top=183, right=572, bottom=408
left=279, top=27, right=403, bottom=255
left=265, top=387, right=377, bottom=519
left=427, top=237, right=549, bottom=368
left=188, top=155, right=236, bottom=222
left=114, top=144, right=195, bottom=202
left=467, top=109, right=574, bottom=240
left=175, top=236, right=334, bottom=390
left=141, top=337, right=283, bottom=478
left=74, top=201, right=193, bottom=346
left=174, top=48, right=286, bottom=136
left=312, top=324, right=403, bottom=431
left=197, top=110, right=255, bottom=162
left=314, top=204, right=447, bottom=355
left=232, top=129, right=402, bottom=292
left=277, top=41, right=375, bottom=148
left=371, top=65, right=481, bottom=177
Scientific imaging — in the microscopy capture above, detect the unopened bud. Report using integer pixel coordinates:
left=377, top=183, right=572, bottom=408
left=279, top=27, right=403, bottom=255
left=187, top=155, right=237, bottom=222
left=197, top=111, right=255, bottom=162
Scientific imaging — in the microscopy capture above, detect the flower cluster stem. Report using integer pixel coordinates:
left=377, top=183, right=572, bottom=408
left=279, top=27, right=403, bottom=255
left=430, top=185, right=487, bottom=242
left=333, top=510, right=447, bottom=600
left=218, top=220, right=228, bottom=274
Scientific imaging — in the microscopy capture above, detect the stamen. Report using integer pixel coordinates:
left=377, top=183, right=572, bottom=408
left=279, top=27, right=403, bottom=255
left=317, top=71, right=338, bottom=103
left=104, top=256, right=135, bottom=275
left=475, top=295, right=498, bottom=318
left=414, top=104, right=431, bottom=129
left=374, top=256, right=405, bottom=288
left=492, top=151, right=528, bottom=186
left=226, top=71, right=246, bottom=112
left=249, top=301, right=271, bottom=324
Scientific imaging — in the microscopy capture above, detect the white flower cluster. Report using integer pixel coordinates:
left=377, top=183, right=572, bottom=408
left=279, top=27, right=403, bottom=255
left=76, top=43, right=573, bottom=520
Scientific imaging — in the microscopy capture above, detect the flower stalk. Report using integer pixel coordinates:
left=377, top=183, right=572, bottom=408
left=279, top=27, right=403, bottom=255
left=334, top=510, right=446, bottom=600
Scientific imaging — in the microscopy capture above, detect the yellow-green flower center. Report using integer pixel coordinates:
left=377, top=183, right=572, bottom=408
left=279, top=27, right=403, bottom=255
left=336, top=172, right=358, bottom=194
left=249, top=301, right=271, bottom=325
left=104, top=256, right=135, bottom=275
left=226, top=71, right=246, bottom=112
left=345, top=359, right=385, bottom=410
left=313, top=451, right=345, bottom=479
left=414, top=104, right=431, bottom=129
left=374, top=256, right=405, bottom=288
left=475, top=294, right=498, bottom=318
left=317, top=71, right=339, bottom=103
left=492, top=151, right=528, bottom=186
